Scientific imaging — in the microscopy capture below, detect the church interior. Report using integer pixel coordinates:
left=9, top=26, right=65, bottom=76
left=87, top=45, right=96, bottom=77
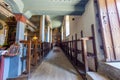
left=0, top=0, right=120, bottom=80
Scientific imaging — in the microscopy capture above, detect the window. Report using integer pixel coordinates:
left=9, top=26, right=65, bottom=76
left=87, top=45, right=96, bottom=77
left=65, top=15, right=70, bottom=36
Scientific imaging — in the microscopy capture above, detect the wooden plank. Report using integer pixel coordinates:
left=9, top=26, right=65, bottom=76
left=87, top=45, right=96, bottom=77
left=98, top=0, right=115, bottom=61
left=115, top=0, right=120, bottom=21
left=106, top=0, right=120, bottom=60
left=0, top=4, right=14, bottom=17
left=114, top=0, right=120, bottom=60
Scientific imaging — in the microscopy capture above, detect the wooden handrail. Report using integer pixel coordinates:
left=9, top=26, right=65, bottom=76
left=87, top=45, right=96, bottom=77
left=20, top=40, right=51, bottom=78
left=60, top=24, right=98, bottom=76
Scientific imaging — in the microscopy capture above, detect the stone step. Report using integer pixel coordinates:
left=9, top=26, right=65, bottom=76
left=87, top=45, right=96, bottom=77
left=98, top=62, right=120, bottom=80
left=86, top=72, right=110, bottom=80
left=7, top=75, right=28, bottom=80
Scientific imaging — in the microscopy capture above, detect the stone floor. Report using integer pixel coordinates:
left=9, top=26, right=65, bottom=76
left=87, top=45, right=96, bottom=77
left=29, top=47, right=82, bottom=80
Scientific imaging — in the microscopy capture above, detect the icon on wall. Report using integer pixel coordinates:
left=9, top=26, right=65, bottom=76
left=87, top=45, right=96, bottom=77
left=0, top=23, right=3, bottom=30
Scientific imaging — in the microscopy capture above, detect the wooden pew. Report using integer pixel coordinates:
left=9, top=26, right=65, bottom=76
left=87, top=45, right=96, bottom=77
left=60, top=24, right=98, bottom=79
left=20, top=40, right=51, bottom=78
left=20, top=40, right=31, bottom=77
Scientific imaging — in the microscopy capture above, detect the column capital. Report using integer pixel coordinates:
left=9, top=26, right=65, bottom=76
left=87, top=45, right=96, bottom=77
left=15, top=13, right=26, bottom=23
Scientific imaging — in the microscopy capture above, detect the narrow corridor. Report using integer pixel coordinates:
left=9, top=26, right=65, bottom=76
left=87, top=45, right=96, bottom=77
left=29, top=47, right=82, bottom=80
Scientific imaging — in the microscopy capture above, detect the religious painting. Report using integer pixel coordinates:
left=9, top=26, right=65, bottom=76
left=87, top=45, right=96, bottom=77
left=0, top=20, right=8, bottom=47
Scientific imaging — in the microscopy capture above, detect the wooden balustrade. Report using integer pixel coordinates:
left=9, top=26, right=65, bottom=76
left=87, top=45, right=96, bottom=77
left=42, top=42, right=51, bottom=57
left=60, top=24, right=98, bottom=77
left=20, top=40, right=51, bottom=78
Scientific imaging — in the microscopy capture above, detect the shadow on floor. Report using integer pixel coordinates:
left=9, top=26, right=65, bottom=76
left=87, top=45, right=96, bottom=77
left=44, top=47, right=78, bottom=75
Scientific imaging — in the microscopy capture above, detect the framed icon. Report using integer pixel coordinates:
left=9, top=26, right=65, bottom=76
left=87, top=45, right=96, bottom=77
left=0, top=23, right=3, bottom=30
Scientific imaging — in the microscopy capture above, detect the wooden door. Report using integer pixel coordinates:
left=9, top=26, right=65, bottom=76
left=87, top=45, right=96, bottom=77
left=98, top=0, right=120, bottom=61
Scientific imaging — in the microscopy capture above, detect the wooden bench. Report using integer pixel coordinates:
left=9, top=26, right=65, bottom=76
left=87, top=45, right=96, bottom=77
left=3, top=43, right=20, bottom=57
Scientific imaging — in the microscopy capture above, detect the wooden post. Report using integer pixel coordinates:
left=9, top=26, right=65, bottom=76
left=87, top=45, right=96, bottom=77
left=27, top=40, right=31, bottom=77
left=71, top=36, right=73, bottom=60
left=82, top=39, right=88, bottom=73
left=34, top=40, right=38, bottom=65
left=81, top=31, right=84, bottom=62
left=42, top=42, right=46, bottom=57
left=65, top=42, right=66, bottom=54
left=68, top=41, right=70, bottom=57
left=75, top=34, right=77, bottom=65
left=91, top=24, right=98, bottom=71
left=70, top=41, right=72, bottom=60
left=67, top=42, right=69, bottom=56
left=39, top=41, right=42, bottom=60
left=41, top=42, right=43, bottom=57
left=20, top=40, right=31, bottom=75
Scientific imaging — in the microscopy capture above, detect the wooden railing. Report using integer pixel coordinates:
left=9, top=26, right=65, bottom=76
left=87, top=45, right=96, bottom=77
left=20, top=40, right=51, bottom=78
left=41, top=42, right=51, bottom=57
left=61, top=25, right=98, bottom=76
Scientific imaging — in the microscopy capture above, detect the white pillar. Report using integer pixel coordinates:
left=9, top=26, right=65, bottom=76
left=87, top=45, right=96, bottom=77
left=50, top=29, right=52, bottom=43
left=16, top=21, right=25, bottom=42
left=40, top=15, right=45, bottom=42
left=47, top=26, right=50, bottom=42
left=15, top=21, right=25, bottom=76
left=15, top=14, right=26, bottom=76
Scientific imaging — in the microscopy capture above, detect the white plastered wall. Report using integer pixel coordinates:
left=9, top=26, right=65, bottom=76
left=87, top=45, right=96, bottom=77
left=63, top=0, right=104, bottom=71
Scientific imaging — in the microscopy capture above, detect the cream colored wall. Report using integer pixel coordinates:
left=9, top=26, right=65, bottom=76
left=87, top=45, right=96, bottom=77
left=63, top=0, right=104, bottom=71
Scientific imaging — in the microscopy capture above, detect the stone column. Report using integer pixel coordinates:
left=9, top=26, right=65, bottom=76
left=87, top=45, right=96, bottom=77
left=50, top=29, right=52, bottom=43
left=40, top=15, right=45, bottom=42
left=16, top=22, right=25, bottom=42
left=15, top=14, right=26, bottom=76
left=47, top=26, right=50, bottom=42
